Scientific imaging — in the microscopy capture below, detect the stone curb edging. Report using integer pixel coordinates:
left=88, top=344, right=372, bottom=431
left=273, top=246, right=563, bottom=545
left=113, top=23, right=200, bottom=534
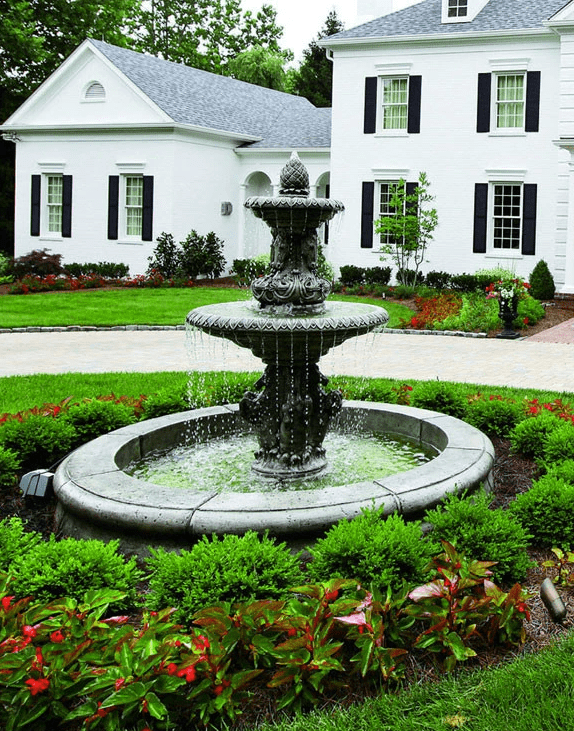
left=0, top=325, right=187, bottom=333
left=384, top=328, right=487, bottom=338
left=0, top=325, right=489, bottom=338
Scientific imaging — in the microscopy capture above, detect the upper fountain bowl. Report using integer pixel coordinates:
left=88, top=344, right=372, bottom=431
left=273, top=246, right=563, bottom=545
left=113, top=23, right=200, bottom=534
left=245, top=152, right=343, bottom=233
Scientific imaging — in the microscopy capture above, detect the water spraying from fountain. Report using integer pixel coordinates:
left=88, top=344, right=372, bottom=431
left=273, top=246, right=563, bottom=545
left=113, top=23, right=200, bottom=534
left=53, top=154, right=494, bottom=553
left=187, top=153, right=388, bottom=479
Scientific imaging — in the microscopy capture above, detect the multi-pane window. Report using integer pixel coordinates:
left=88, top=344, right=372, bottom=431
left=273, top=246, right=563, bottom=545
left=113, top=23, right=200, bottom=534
left=381, top=78, right=408, bottom=130
left=378, top=183, right=396, bottom=245
left=447, top=0, right=467, bottom=17
left=125, top=176, right=143, bottom=236
left=496, top=74, right=525, bottom=129
left=377, top=181, right=406, bottom=246
left=492, top=184, right=522, bottom=250
left=47, top=175, right=63, bottom=233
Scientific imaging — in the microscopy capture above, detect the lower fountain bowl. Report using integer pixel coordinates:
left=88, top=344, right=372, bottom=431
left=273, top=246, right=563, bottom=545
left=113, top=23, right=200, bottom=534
left=53, top=402, right=494, bottom=555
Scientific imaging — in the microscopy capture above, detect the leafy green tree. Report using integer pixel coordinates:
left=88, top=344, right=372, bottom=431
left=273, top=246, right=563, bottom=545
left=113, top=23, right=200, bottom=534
left=134, top=0, right=287, bottom=75
left=375, top=172, right=439, bottom=287
left=290, top=10, right=343, bottom=107
left=227, top=46, right=290, bottom=90
left=1, top=0, right=139, bottom=101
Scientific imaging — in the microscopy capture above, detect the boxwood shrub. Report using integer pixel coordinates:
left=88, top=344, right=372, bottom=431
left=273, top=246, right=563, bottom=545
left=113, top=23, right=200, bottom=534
left=424, top=490, right=532, bottom=585
left=410, top=382, right=467, bottom=419
left=145, top=531, right=303, bottom=622
left=0, top=415, right=77, bottom=471
left=509, top=413, right=563, bottom=460
left=307, top=509, right=435, bottom=590
left=540, top=423, right=574, bottom=468
left=141, top=389, right=190, bottom=419
left=0, top=447, right=20, bottom=488
left=8, top=536, right=142, bottom=610
left=509, top=474, right=574, bottom=548
left=466, top=397, right=524, bottom=438
left=63, top=399, right=136, bottom=446
left=0, top=518, right=42, bottom=571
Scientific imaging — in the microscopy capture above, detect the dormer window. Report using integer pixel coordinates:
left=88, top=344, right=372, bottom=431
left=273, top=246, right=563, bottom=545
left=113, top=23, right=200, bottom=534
left=442, top=0, right=488, bottom=24
left=448, top=0, right=467, bottom=17
left=84, top=82, right=105, bottom=101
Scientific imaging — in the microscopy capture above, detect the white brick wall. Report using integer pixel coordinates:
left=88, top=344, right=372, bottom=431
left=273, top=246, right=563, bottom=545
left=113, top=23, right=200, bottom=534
left=328, top=32, right=567, bottom=285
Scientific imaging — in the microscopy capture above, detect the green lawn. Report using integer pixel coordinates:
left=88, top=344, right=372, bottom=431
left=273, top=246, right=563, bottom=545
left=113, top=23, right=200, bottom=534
left=0, top=287, right=250, bottom=327
left=259, top=629, right=574, bottom=731
left=0, top=287, right=413, bottom=328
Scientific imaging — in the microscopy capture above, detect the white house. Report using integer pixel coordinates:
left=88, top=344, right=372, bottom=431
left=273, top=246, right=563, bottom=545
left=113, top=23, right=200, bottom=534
left=5, top=0, right=574, bottom=291
left=0, top=39, right=331, bottom=275
left=323, top=0, right=574, bottom=291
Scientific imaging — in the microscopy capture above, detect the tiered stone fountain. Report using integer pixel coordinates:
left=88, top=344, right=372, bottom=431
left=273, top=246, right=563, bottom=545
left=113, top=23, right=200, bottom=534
left=54, top=154, right=494, bottom=553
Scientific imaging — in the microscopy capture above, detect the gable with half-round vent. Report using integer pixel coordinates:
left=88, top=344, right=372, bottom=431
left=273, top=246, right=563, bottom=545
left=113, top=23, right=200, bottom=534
left=85, top=81, right=105, bottom=100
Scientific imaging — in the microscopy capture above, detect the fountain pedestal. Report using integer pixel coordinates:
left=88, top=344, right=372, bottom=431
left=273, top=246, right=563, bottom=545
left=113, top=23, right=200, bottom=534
left=239, top=361, right=342, bottom=478
left=188, top=152, right=389, bottom=479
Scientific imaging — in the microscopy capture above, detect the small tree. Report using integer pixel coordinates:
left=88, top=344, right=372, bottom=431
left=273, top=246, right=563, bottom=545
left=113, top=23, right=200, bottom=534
left=529, top=259, right=555, bottom=301
left=375, top=172, right=438, bottom=287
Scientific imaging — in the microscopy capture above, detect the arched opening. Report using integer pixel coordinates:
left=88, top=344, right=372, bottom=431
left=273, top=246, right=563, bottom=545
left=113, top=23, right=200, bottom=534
left=243, top=171, right=273, bottom=259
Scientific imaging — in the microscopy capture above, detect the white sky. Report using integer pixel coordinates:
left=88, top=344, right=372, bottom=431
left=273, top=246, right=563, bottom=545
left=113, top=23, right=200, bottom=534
left=241, top=0, right=421, bottom=62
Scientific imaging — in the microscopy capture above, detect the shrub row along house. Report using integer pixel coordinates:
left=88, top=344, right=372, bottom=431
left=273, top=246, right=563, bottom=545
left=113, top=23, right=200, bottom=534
left=3, top=0, right=574, bottom=292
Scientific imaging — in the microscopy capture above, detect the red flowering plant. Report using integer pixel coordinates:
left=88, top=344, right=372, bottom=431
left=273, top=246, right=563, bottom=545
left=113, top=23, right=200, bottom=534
left=0, top=394, right=146, bottom=426
left=392, top=383, right=413, bottom=406
left=0, top=576, right=134, bottom=731
left=266, top=579, right=359, bottom=712
left=64, top=605, right=197, bottom=731
left=334, top=584, right=411, bottom=682
left=406, top=541, right=530, bottom=671
left=401, top=293, right=462, bottom=330
left=524, top=397, right=574, bottom=420
left=174, top=607, right=265, bottom=726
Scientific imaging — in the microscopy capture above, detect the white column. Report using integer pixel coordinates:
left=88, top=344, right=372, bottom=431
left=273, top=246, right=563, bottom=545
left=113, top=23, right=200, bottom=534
left=237, top=183, right=248, bottom=260
left=561, top=148, right=574, bottom=293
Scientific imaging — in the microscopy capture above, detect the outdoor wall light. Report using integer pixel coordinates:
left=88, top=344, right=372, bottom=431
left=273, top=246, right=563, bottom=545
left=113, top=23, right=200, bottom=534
left=220, top=202, right=233, bottom=215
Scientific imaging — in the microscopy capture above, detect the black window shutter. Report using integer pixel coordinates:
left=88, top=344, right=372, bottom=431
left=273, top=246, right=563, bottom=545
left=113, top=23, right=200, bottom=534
left=405, top=181, right=418, bottom=216
left=525, top=71, right=541, bottom=133
left=107, top=176, right=119, bottom=240
left=407, top=76, right=422, bottom=134
left=361, top=181, right=375, bottom=249
left=473, top=183, right=488, bottom=253
left=364, top=77, right=378, bottom=134
left=62, top=175, right=72, bottom=238
left=522, top=184, right=537, bottom=255
left=31, top=175, right=41, bottom=236
left=477, top=73, right=491, bottom=133
left=142, top=176, right=154, bottom=242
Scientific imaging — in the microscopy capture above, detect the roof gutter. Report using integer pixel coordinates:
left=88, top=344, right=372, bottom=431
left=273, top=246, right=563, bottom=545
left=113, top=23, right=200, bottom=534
left=320, top=26, right=552, bottom=50
left=234, top=147, right=330, bottom=155
left=0, top=121, right=261, bottom=143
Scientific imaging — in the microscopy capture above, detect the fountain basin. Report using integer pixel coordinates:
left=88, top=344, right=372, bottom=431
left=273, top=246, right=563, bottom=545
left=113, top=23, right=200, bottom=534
left=187, top=301, right=389, bottom=362
left=53, top=402, right=494, bottom=554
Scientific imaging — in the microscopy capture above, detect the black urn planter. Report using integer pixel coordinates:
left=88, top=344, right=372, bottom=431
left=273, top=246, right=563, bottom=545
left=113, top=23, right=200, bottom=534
left=496, top=295, right=521, bottom=339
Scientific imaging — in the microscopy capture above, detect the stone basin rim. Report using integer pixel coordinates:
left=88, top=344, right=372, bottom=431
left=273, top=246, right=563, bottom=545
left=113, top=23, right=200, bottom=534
left=53, top=402, right=494, bottom=551
left=186, top=301, right=390, bottom=333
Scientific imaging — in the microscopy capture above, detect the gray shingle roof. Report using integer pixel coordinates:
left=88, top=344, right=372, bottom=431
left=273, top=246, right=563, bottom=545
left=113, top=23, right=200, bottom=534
left=327, top=0, right=570, bottom=42
left=90, top=40, right=330, bottom=149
